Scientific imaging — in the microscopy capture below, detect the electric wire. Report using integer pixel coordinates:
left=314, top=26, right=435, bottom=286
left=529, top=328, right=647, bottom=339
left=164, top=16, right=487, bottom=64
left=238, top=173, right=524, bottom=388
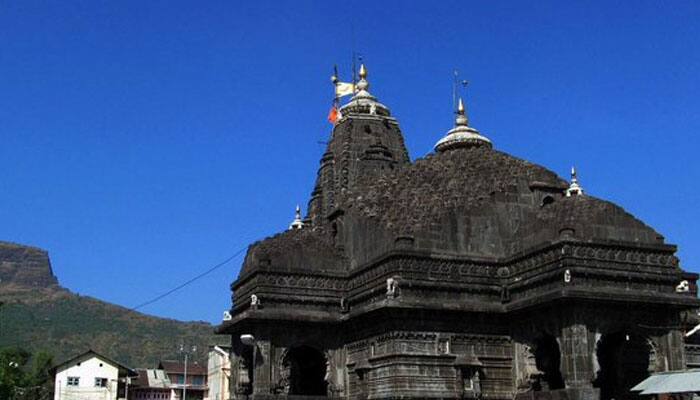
left=130, top=245, right=249, bottom=312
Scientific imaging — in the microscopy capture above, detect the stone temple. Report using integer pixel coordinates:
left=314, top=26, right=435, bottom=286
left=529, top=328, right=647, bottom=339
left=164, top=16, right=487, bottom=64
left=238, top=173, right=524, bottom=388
left=218, top=65, right=700, bottom=400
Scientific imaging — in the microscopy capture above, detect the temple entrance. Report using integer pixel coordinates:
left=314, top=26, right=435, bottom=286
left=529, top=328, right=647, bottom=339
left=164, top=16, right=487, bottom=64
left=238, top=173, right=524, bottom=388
left=283, top=346, right=328, bottom=396
left=594, top=332, right=651, bottom=400
left=533, top=334, right=565, bottom=390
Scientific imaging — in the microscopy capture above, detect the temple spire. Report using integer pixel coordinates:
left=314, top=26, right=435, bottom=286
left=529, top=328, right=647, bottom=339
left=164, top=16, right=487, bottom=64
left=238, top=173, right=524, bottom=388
left=289, top=205, right=304, bottom=230
left=565, top=166, right=584, bottom=197
left=435, top=96, right=491, bottom=152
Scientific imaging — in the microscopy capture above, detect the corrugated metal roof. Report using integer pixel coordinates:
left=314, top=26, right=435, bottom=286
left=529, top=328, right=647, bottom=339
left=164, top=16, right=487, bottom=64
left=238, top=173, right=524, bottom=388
left=158, top=360, right=207, bottom=375
left=133, top=369, right=172, bottom=389
left=631, top=370, right=700, bottom=394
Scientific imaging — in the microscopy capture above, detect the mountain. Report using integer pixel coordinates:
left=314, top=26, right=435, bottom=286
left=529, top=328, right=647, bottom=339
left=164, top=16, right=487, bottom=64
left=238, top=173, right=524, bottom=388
left=0, top=242, right=58, bottom=288
left=0, top=241, right=228, bottom=367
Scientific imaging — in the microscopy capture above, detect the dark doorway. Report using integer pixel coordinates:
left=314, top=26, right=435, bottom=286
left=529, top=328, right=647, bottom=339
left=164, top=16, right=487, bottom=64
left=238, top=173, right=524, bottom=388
left=284, top=346, right=328, bottom=396
left=534, top=334, right=566, bottom=390
left=594, top=332, right=651, bottom=400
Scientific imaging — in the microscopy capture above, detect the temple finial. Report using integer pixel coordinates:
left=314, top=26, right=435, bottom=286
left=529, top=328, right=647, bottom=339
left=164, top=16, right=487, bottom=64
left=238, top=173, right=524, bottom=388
left=566, top=166, right=584, bottom=197
left=289, top=205, right=304, bottom=230
left=455, top=98, right=468, bottom=127
left=356, top=64, right=369, bottom=92
left=339, top=62, right=391, bottom=116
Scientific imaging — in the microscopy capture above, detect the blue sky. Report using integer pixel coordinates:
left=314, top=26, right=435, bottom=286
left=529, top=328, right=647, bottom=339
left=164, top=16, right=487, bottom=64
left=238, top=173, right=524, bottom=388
left=1, top=1, right=699, bottom=323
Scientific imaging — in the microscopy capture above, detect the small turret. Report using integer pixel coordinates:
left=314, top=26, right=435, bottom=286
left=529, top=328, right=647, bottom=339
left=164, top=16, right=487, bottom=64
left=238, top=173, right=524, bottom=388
left=434, top=97, right=491, bottom=152
left=289, top=205, right=304, bottom=230
left=565, top=167, right=584, bottom=197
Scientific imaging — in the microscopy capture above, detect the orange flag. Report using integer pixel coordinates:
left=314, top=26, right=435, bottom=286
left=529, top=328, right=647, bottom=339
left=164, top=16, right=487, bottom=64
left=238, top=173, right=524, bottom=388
left=327, top=105, right=339, bottom=124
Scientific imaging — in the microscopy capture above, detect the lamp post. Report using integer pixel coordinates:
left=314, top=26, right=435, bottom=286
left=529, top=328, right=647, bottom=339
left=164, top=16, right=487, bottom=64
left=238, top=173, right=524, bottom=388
left=240, top=334, right=256, bottom=395
left=179, top=344, right=197, bottom=400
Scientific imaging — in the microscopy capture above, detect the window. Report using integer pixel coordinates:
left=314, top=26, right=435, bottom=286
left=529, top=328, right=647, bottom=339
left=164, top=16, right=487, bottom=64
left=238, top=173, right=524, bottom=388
left=175, top=374, right=184, bottom=384
left=192, top=375, right=204, bottom=385
left=94, top=377, right=108, bottom=387
left=67, top=377, right=80, bottom=386
left=541, top=195, right=555, bottom=207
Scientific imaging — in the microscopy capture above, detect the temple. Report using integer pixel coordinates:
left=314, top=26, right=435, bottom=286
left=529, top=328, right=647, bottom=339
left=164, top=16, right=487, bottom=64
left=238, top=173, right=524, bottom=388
left=217, top=65, right=699, bottom=400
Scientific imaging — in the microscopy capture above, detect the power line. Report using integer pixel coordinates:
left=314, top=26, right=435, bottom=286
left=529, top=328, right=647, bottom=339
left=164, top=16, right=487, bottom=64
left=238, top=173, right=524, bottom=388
left=130, top=246, right=249, bottom=312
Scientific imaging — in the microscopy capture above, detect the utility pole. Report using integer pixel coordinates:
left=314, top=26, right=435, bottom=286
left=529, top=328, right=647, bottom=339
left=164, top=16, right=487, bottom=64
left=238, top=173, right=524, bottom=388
left=179, top=344, right=197, bottom=400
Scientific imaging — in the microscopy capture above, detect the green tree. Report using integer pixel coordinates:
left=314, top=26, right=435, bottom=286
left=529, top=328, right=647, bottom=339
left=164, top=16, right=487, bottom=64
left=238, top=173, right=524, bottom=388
left=0, top=348, right=53, bottom=400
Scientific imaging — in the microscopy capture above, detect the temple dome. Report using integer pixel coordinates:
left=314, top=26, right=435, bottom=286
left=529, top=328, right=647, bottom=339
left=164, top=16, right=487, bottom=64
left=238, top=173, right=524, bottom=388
left=532, top=194, right=664, bottom=245
left=343, top=145, right=663, bottom=258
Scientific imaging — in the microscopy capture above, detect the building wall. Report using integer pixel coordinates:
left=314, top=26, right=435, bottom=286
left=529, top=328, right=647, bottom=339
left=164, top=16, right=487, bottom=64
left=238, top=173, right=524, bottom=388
left=207, top=347, right=231, bottom=400
left=54, top=355, right=120, bottom=400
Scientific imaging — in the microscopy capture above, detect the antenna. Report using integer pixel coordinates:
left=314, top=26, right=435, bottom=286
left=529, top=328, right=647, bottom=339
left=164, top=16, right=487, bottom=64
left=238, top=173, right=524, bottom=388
left=453, top=70, right=458, bottom=113
left=351, top=14, right=357, bottom=86
left=453, top=70, right=468, bottom=112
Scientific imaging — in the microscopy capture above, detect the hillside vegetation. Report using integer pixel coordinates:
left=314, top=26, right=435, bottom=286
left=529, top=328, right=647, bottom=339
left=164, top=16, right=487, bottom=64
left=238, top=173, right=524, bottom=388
left=0, top=285, right=228, bottom=367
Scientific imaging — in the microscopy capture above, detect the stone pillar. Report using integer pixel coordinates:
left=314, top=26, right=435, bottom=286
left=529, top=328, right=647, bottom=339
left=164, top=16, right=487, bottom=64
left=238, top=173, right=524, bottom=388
left=560, top=323, right=594, bottom=389
left=326, top=348, right=347, bottom=398
left=253, top=339, right=271, bottom=395
left=659, top=330, right=686, bottom=371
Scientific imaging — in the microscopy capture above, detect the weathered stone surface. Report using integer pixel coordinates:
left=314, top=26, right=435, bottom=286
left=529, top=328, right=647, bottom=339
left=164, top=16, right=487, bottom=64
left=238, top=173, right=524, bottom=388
left=219, top=82, right=699, bottom=400
left=0, top=241, right=58, bottom=288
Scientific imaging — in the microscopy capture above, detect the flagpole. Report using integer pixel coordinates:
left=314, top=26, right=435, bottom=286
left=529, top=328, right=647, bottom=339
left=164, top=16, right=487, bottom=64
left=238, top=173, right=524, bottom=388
left=352, top=52, right=357, bottom=87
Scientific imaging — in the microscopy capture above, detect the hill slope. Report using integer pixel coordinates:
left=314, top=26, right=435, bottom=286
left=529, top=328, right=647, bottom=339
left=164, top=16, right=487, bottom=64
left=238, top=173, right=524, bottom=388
left=0, top=241, right=228, bottom=367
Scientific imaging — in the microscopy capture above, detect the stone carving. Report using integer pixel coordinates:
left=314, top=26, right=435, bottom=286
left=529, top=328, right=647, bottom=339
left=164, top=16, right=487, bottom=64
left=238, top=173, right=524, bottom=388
left=386, top=276, right=399, bottom=299
left=234, top=356, right=251, bottom=395
left=469, top=370, right=482, bottom=398
left=250, top=294, right=260, bottom=309
left=274, top=358, right=291, bottom=395
left=516, top=344, right=544, bottom=392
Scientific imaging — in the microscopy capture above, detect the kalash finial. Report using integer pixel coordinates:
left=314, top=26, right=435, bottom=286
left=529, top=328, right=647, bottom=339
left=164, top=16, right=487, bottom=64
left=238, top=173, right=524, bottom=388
left=456, top=98, right=469, bottom=126
left=339, top=62, right=390, bottom=116
left=289, top=205, right=304, bottom=230
left=566, top=166, right=584, bottom=197
left=355, top=64, right=370, bottom=92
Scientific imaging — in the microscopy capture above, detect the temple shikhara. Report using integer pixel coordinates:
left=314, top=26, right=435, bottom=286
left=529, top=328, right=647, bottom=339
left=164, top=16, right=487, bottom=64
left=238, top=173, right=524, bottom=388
left=217, top=65, right=700, bottom=400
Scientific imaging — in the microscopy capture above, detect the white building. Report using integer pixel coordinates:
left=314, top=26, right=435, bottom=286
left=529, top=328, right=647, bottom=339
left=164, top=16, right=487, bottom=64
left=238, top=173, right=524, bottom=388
left=207, top=346, right=230, bottom=400
left=53, top=349, right=137, bottom=400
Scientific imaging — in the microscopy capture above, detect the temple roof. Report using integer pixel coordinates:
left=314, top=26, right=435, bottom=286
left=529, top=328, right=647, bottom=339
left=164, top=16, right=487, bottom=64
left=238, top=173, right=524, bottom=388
left=533, top=194, right=663, bottom=244
left=341, top=145, right=662, bottom=257
left=240, top=226, right=344, bottom=275
left=238, top=71, right=665, bottom=274
left=346, top=145, right=562, bottom=234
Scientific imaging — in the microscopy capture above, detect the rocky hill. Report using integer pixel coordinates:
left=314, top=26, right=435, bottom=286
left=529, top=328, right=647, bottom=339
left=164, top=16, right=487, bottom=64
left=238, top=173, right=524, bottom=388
left=0, top=242, right=58, bottom=288
left=0, top=241, right=228, bottom=367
